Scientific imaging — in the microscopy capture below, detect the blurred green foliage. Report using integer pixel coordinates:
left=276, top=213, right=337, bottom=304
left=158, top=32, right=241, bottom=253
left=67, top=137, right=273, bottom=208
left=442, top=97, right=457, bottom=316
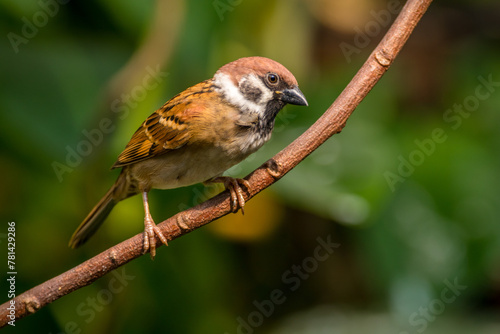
left=1, top=0, right=499, bottom=333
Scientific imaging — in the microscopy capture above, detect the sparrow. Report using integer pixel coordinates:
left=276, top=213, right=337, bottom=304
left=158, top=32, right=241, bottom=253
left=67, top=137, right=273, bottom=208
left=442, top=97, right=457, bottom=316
left=69, top=56, right=308, bottom=258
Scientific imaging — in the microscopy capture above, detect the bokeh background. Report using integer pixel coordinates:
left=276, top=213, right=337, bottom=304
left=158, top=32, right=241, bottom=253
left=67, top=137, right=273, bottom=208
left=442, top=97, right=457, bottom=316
left=1, top=0, right=500, bottom=333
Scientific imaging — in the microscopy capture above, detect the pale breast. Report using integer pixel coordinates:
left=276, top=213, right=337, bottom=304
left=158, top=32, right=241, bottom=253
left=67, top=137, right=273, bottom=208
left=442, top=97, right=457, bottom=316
left=129, top=143, right=252, bottom=190
left=129, top=95, right=271, bottom=191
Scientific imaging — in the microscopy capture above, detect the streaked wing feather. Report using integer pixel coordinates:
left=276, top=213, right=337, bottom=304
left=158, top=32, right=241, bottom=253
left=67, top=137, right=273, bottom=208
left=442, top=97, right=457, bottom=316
left=112, top=80, right=215, bottom=168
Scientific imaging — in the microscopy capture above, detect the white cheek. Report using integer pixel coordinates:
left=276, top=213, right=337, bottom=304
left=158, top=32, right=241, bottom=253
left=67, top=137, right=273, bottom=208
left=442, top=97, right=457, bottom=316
left=214, top=73, right=270, bottom=116
left=242, top=74, right=273, bottom=106
left=214, top=73, right=274, bottom=154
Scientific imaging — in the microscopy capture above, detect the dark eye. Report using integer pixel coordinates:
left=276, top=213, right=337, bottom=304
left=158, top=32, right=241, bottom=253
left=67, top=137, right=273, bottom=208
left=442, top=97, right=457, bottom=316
left=266, top=73, right=279, bottom=85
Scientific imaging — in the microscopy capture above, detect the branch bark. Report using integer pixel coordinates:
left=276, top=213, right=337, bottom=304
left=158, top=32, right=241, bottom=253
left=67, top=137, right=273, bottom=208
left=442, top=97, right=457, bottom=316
left=0, top=0, right=433, bottom=327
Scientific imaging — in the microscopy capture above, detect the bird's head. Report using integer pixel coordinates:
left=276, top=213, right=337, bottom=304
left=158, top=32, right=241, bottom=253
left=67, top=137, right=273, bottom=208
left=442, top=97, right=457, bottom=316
left=214, top=56, right=308, bottom=126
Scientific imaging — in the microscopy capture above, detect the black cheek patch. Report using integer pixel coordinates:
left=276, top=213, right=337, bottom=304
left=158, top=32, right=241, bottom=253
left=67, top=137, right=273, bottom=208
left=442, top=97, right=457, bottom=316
left=240, top=80, right=263, bottom=103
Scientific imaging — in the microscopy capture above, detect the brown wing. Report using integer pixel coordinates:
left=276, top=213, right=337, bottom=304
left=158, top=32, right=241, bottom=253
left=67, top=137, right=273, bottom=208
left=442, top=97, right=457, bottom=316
left=111, top=79, right=215, bottom=168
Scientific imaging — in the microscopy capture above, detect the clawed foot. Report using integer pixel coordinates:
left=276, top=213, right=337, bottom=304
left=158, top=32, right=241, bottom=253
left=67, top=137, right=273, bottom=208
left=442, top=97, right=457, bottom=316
left=209, top=177, right=250, bottom=214
left=143, top=215, right=169, bottom=260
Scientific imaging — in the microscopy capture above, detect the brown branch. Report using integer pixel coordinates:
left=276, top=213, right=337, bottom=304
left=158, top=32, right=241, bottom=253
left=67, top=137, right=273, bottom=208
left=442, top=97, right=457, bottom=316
left=0, top=0, right=433, bottom=327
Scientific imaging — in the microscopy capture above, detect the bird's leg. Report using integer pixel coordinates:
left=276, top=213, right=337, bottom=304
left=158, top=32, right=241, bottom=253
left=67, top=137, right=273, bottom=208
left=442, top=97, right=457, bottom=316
left=142, top=191, right=168, bottom=259
left=207, top=177, right=250, bottom=214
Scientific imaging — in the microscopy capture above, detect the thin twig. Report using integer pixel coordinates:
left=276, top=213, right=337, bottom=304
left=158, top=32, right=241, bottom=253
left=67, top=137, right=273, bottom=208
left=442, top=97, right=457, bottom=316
left=0, top=0, right=433, bottom=327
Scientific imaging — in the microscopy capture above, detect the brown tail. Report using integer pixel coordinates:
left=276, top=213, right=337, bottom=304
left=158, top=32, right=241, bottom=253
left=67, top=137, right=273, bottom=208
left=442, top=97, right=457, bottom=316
left=69, top=171, right=134, bottom=248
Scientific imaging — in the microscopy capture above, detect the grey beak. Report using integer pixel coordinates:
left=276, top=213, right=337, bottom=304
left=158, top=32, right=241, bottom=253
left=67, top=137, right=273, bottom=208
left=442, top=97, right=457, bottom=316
left=281, top=86, right=308, bottom=106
